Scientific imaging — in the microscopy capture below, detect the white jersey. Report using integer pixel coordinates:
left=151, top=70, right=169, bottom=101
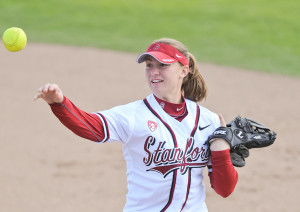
left=96, top=94, right=220, bottom=212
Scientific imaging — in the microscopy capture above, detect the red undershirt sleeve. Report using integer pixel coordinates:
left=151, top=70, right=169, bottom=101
left=208, top=149, right=238, bottom=198
left=49, top=96, right=105, bottom=142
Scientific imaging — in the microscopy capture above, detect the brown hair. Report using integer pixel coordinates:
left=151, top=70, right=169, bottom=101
left=153, top=38, right=207, bottom=102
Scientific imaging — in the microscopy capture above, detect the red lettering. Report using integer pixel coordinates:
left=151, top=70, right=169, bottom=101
left=153, top=141, right=165, bottom=164
left=143, top=136, right=155, bottom=166
left=174, top=148, right=183, bottom=161
left=191, top=147, right=200, bottom=160
left=143, top=136, right=210, bottom=176
left=161, top=149, right=172, bottom=163
left=200, top=147, right=209, bottom=160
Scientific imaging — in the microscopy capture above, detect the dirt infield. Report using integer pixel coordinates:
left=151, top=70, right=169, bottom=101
left=0, top=43, right=299, bottom=212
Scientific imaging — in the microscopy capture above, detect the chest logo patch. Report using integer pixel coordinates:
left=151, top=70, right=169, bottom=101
left=148, top=120, right=158, bottom=132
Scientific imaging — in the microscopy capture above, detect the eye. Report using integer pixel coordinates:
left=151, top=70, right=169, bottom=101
left=160, top=63, right=169, bottom=68
left=146, top=63, right=153, bottom=68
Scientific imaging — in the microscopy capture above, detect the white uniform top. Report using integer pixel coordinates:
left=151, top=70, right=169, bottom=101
left=96, top=94, right=220, bottom=212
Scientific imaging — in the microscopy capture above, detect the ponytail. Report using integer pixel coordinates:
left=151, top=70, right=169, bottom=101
left=181, top=53, right=207, bottom=102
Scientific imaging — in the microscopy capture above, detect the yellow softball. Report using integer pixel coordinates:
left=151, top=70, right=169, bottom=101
left=2, top=27, right=27, bottom=52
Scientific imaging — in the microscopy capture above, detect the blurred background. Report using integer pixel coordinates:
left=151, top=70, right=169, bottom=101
left=0, top=0, right=299, bottom=212
left=0, top=0, right=299, bottom=76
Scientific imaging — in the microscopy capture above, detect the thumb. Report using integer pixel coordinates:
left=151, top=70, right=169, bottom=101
left=218, top=113, right=226, bottom=127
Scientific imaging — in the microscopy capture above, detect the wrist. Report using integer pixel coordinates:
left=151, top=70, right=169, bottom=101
left=49, top=96, right=65, bottom=105
left=210, top=139, right=230, bottom=151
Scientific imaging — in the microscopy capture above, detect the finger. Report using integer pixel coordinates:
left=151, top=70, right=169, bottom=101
left=48, top=84, right=57, bottom=92
left=48, top=86, right=54, bottom=92
left=35, top=83, right=50, bottom=100
left=38, top=83, right=51, bottom=92
left=42, top=83, right=51, bottom=93
left=33, top=94, right=39, bottom=100
left=35, top=84, right=48, bottom=100
left=37, top=85, right=45, bottom=93
left=33, top=92, right=42, bottom=100
left=218, top=113, right=226, bottom=127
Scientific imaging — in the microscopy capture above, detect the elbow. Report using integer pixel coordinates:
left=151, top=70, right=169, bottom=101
left=219, top=189, right=234, bottom=198
left=219, top=178, right=238, bottom=198
left=214, top=174, right=238, bottom=198
left=216, top=185, right=235, bottom=198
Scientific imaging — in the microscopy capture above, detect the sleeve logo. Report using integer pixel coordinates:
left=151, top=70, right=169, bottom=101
left=148, top=120, right=158, bottom=132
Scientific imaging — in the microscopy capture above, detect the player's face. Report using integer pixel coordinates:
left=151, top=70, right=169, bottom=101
left=145, top=57, right=188, bottom=103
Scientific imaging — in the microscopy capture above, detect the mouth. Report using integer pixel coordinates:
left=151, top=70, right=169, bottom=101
left=151, top=79, right=163, bottom=83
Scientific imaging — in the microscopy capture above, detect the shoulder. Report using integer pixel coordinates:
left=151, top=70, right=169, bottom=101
left=198, top=104, right=217, bottom=117
left=198, top=104, right=220, bottom=128
left=100, top=99, right=144, bottom=118
left=111, top=100, right=143, bottom=111
left=185, top=99, right=216, bottom=116
left=185, top=99, right=220, bottom=127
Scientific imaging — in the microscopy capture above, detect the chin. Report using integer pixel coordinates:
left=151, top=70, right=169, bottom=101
left=151, top=89, right=163, bottom=98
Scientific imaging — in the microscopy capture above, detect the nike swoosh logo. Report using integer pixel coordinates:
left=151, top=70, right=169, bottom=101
left=199, top=124, right=211, bottom=131
left=176, top=54, right=183, bottom=58
left=176, top=106, right=184, bottom=111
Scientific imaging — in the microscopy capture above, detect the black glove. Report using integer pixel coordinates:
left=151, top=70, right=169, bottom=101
left=208, top=116, right=276, bottom=167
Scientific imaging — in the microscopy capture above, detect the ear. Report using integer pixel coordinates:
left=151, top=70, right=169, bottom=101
left=180, top=65, right=189, bottom=79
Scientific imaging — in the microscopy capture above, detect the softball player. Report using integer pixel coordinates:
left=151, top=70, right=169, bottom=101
left=35, top=38, right=238, bottom=211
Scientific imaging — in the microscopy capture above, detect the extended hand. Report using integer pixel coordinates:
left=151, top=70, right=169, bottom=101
left=34, top=83, right=64, bottom=104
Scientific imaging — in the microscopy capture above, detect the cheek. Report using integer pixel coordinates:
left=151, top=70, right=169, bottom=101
left=145, top=69, right=149, bottom=78
left=169, top=67, right=183, bottom=81
left=145, top=70, right=152, bottom=85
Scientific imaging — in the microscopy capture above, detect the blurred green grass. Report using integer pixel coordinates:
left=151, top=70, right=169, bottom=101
left=0, top=0, right=299, bottom=76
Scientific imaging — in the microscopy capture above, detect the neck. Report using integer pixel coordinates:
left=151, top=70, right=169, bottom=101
left=154, top=95, right=188, bottom=122
left=154, top=93, right=183, bottom=104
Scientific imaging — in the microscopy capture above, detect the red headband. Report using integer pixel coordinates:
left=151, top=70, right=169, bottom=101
left=137, top=43, right=189, bottom=66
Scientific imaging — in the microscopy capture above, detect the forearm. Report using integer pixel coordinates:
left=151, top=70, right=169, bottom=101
left=209, top=149, right=238, bottom=198
left=50, top=96, right=105, bottom=142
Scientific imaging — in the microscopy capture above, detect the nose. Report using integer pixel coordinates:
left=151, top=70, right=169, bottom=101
left=150, top=66, right=160, bottom=76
